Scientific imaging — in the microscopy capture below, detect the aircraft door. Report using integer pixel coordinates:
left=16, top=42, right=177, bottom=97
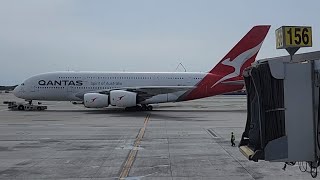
left=187, top=76, right=193, bottom=85
left=67, top=86, right=74, bottom=93
left=30, top=85, right=36, bottom=92
left=66, top=85, right=78, bottom=100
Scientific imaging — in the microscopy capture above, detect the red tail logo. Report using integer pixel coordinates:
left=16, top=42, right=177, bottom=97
left=211, top=41, right=264, bottom=88
left=183, top=25, right=270, bottom=101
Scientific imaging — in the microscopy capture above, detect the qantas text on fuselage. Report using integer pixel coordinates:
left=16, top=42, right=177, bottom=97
left=38, top=80, right=83, bottom=86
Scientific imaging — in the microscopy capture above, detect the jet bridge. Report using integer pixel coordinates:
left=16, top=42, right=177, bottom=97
left=239, top=51, right=320, bottom=178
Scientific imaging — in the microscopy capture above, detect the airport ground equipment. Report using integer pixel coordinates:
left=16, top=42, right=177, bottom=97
left=239, top=57, right=320, bottom=178
left=3, top=101, right=47, bottom=111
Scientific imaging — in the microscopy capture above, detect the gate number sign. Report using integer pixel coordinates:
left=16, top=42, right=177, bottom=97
left=276, top=26, right=312, bottom=49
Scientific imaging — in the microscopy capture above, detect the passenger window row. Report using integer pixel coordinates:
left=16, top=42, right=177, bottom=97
left=57, top=76, right=189, bottom=80
left=36, top=86, right=118, bottom=90
left=37, top=87, right=65, bottom=89
left=58, top=77, right=81, bottom=79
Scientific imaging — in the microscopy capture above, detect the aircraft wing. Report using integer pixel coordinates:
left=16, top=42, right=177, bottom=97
left=123, top=86, right=195, bottom=94
left=97, top=86, right=195, bottom=101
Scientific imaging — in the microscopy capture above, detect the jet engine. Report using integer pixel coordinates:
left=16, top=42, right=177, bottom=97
left=110, top=90, right=137, bottom=107
left=84, top=93, right=109, bottom=108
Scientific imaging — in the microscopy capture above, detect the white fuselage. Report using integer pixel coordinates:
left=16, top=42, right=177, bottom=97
left=14, top=72, right=207, bottom=104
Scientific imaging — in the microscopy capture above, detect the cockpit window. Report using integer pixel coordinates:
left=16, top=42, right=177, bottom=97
left=21, top=83, right=24, bottom=85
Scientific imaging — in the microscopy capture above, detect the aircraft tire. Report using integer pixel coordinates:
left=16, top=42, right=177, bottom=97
left=147, top=105, right=153, bottom=111
left=18, top=105, right=24, bottom=111
left=141, top=105, right=147, bottom=111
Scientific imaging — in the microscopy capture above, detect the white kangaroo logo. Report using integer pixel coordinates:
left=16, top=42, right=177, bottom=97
left=211, top=42, right=263, bottom=88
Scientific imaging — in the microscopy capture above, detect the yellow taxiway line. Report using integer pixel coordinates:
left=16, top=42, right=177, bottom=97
left=119, top=114, right=150, bottom=179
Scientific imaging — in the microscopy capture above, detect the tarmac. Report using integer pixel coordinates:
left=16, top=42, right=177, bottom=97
left=0, top=93, right=315, bottom=179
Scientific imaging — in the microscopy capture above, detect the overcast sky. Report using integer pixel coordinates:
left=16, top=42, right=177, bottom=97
left=0, top=0, right=319, bottom=85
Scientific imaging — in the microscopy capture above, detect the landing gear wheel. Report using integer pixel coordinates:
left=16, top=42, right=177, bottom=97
left=136, top=105, right=142, bottom=111
left=125, top=105, right=142, bottom=111
left=147, top=105, right=153, bottom=111
left=18, top=105, right=24, bottom=111
left=141, top=105, right=147, bottom=111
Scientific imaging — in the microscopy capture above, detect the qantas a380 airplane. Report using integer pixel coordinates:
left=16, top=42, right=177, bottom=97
left=13, top=25, right=270, bottom=111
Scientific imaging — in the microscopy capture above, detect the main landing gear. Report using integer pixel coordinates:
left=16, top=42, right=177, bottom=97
left=125, top=105, right=153, bottom=111
left=141, top=104, right=153, bottom=111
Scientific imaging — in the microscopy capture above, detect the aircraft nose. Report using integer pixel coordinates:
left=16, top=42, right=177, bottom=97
left=13, top=85, right=21, bottom=98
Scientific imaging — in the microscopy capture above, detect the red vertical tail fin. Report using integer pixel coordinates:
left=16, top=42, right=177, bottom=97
left=182, top=25, right=270, bottom=101
left=210, top=25, right=270, bottom=85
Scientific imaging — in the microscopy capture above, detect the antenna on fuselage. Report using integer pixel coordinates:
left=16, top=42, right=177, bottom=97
left=175, top=62, right=187, bottom=72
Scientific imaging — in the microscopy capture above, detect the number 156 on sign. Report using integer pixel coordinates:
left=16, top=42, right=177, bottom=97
left=276, top=26, right=312, bottom=49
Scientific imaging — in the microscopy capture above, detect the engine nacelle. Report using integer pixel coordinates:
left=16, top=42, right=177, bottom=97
left=110, top=90, right=137, bottom=107
left=84, top=93, right=109, bottom=108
